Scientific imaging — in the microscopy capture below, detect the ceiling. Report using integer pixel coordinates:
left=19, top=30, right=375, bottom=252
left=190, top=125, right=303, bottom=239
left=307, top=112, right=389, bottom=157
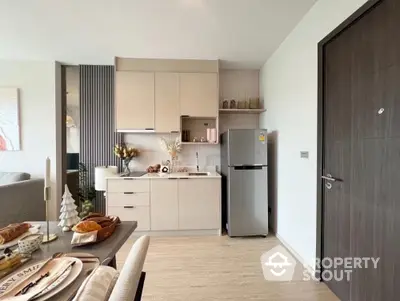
left=0, top=0, right=317, bottom=69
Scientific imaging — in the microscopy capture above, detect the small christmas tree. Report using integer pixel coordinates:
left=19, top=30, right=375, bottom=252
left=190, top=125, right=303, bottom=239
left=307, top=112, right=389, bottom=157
left=58, top=184, right=80, bottom=232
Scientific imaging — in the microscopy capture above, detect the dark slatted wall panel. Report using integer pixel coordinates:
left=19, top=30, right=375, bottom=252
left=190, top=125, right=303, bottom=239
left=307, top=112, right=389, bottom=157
left=80, top=65, right=122, bottom=213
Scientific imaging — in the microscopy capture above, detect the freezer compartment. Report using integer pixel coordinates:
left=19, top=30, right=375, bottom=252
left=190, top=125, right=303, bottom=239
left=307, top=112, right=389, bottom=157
left=227, top=129, right=268, bottom=167
left=227, top=166, right=268, bottom=237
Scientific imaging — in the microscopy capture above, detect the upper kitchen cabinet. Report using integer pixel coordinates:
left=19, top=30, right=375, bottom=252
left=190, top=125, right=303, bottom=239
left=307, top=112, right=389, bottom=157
left=179, top=73, right=218, bottom=117
left=155, top=72, right=180, bottom=133
left=115, top=71, right=155, bottom=131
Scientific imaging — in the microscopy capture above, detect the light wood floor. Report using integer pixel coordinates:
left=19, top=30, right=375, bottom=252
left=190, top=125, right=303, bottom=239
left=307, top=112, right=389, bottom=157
left=116, top=235, right=338, bottom=301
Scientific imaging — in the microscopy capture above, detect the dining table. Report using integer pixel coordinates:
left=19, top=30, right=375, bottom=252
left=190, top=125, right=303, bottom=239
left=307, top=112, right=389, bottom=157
left=2, top=221, right=137, bottom=301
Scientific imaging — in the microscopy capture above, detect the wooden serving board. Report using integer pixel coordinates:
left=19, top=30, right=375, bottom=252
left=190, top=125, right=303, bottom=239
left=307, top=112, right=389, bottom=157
left=0, top=225, right=40, bottom=250
left=0, top=256, right=32, bottom=280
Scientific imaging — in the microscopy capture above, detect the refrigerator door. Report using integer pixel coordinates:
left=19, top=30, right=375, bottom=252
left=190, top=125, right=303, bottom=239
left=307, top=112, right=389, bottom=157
left=228, top=129, right=268, bottom=166
left=227, top=166, right=268, bottom=236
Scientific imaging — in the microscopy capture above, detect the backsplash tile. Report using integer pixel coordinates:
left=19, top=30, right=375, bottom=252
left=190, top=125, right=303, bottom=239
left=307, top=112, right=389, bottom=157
left=123, top=133, right=220, bottom=171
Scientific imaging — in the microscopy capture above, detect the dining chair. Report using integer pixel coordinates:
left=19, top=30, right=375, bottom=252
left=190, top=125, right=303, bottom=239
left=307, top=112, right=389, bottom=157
left=108, top=235, right=150, bottom=301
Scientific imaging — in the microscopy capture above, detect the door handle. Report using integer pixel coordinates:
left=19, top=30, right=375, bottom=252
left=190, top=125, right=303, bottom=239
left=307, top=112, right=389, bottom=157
left=321, top=174, right=341, bottom=182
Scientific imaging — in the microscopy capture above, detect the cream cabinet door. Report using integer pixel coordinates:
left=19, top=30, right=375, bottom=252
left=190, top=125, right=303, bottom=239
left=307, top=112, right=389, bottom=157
left=155, top=73, right=180, bottom=132
left=178, top=179, right=220, bottom=230
left=150, top=179, right=179, bottom=230
left=179, top=73, right=218, bottom=117
left=115, top=71, right=155, bottom=130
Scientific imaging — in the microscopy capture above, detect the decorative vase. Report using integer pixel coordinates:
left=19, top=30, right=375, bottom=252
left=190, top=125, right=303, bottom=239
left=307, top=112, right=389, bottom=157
left=123, top=159, right=132, bottom=174
left=169, top=153, right=178, bottom=173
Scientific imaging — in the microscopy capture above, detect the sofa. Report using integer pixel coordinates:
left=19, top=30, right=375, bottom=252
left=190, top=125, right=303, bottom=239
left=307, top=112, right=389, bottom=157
left=0, top=172, right=46, bottom=227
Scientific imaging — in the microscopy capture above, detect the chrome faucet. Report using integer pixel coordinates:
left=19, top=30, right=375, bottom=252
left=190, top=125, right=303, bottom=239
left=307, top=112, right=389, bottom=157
left=196, top=152, right=199, bottom=172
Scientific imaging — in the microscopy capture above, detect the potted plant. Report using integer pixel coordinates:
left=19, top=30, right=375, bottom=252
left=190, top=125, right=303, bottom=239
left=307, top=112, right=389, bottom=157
left=114, top=143, right=140, bottom=174
left=78, top=163, right=96, bottom=218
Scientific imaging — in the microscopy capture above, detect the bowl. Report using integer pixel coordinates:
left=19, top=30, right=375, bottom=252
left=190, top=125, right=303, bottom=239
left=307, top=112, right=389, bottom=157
left=18, top=233, right=43, bottom=254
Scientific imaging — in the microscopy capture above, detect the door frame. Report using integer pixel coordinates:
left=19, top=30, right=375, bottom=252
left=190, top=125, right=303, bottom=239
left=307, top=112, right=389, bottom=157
left=316, top=0, right=383, bottom=269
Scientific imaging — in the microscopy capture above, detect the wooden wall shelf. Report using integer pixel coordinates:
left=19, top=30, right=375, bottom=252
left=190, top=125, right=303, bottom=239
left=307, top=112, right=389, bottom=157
left=219, top=109, right=266, bottom=114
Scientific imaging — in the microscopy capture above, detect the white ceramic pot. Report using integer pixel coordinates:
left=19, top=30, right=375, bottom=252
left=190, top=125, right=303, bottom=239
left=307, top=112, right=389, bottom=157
left=18, top=233, right=43, bottom=254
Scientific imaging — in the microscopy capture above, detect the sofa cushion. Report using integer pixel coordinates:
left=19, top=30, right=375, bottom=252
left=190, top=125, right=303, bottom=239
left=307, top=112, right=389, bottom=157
left=0, top=172, right=31, bottom=185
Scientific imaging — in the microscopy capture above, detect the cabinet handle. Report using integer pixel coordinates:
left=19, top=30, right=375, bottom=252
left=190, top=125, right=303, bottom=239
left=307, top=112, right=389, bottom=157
left=170, top=131, right=179, bottom=134
left=168, top=178, right=178, bottom=180
left=145, top=128, right=154, bottom=131
left=124, top=206, right=135, bottom=209
left=123, top=192, right=135, bottom=194
left=180, top=178, right=190, bottom=180
left=181, top=115, right=190, bottom=118
left=123, top=178, right=134, bottom=181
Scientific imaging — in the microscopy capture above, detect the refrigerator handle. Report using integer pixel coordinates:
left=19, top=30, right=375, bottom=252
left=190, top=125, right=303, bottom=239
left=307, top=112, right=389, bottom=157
left=233, top=166, right=263, bottom=170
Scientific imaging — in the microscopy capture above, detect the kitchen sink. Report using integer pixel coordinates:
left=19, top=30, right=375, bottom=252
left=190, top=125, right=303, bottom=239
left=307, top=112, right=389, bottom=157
left=188, top=172, right=210, bottom=176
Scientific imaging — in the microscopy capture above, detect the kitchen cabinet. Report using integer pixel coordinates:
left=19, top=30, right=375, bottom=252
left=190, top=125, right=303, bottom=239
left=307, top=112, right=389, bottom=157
left=155, top=73, right=180, bottom=132
left=179, top=73, right=218, bottom=117
left=178, top=178, right=220, bottom=230
left=115, top=71, right=155, bottom=130
left=106, top=178, right=150, bottom=231
left=108, top=206, right=150, bottom=231
left=106, top=176, right=221, bottom=234
left=150, top=179, right=179, bottom=230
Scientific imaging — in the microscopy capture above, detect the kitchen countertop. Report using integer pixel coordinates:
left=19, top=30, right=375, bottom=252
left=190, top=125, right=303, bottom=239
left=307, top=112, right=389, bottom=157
left=107, top=171, right=221, bottom=179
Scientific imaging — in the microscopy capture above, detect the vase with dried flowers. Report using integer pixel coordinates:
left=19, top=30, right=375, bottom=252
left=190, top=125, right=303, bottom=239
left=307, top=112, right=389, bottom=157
left=160, top=137, right=182, bottom=173
left=113, top=143, right=140, bottom=175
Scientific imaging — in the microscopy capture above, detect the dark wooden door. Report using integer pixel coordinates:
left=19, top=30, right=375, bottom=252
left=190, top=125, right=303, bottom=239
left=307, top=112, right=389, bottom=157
left=323, top=23, right=354, bottom=300
left=322, top=0, right=400, bottom=300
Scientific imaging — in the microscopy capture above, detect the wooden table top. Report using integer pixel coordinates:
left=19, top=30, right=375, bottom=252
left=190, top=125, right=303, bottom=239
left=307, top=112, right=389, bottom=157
left=32, top=221, right=137, bottom=266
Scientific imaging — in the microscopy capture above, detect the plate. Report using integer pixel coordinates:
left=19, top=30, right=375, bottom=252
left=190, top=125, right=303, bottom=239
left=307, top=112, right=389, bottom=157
left=35, top=257, right=83, bottom=301
left=0, top=257, right=82, bottom=300
left=0, top=225, right=40, bottom=250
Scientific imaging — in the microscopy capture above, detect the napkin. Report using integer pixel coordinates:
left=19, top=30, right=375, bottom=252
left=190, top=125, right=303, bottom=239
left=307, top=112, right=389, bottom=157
left=71, top=231, right=98, bottom=246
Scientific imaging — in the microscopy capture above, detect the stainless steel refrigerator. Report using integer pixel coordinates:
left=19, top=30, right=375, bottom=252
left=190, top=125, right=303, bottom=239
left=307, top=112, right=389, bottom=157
left=220, top=129, right=268, bottom=237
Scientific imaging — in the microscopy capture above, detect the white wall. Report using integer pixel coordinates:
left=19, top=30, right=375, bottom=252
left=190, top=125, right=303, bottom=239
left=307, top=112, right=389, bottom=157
left=0, top=60, right=60, bottom=219
left=259, top=0, right=367, bottom=269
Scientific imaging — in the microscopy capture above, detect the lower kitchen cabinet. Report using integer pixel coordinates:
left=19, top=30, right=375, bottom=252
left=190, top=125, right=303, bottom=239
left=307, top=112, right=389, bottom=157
left=108, top=205, right=150, bottom=231
left=107, top=177, right=221, bottom=234
left=150, top=179, right=179, bottom=230
left=178, top=178, right=220, bottom=230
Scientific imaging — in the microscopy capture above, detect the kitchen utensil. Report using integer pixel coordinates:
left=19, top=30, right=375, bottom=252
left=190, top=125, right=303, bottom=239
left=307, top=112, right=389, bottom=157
left=18, top=272, right=49, bottom=295
left=32, top=260, right=76, bottom=299
left=230, top=99, right=236, bottom=109
left=222, top=100, right=229, bottom=109
left=249, top=97, right=260, bottom=109
left=210, top=129, right=217, bottom=143
left=237, top=101, right=246, bottom=109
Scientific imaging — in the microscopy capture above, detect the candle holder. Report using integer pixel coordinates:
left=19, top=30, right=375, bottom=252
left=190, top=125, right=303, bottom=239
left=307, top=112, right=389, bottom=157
left=42, top=186, right=58, bottom=243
